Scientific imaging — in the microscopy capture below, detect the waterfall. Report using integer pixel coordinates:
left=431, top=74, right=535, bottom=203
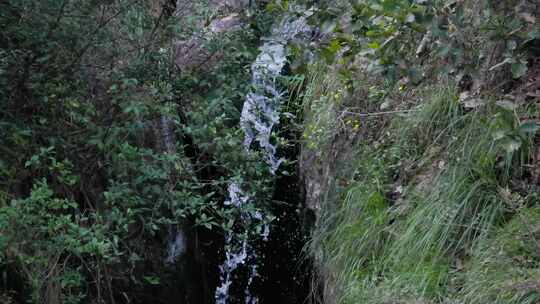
left=160, top=111, right=189, bottom=265
left=165, top=225, right=187, bottom=264
left=215, top=8, right=312, bottom=304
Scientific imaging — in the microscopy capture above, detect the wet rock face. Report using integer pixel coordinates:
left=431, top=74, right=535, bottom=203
left=210, top=0, right=248, bottom=9
left=298, top=130, right=359, bottom=304
left=298, top=74, right=360, bottom=304
left=173, top=12, right=242, bottom=71
left=171, top=0, right=249, bottom=72
left=299, top=121, right=358, bottom=215
left=209, top=14, right=242, bottom=33
left=173, top=38, right=207, bottom=71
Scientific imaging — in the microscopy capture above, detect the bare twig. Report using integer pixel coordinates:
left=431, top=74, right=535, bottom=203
left=341, top=109, right=418, bottom=117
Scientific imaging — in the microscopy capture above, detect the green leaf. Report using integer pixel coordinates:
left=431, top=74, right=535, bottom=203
left=381, top=0, right=399, bottom=11
left=506, top=40, right=517, bottom=51
left=527, top=27, right=540, bottom=39
left=143, top=276, right=160, bottom=285
left=368, top=41, right=381, bottom=49
left=492, top=130, right=507, bottom=141
left=328, top=39, right=342, bottom=53
left=321, top=20, right=337, bottom=35
left=501, top=138, right=521, bottom=153
left=511, top=60, right=528, bottom=79
left=519, top=122, right=540, bottom=134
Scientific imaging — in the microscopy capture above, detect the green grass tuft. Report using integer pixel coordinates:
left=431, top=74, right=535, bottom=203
left=309, top=81, right=539, bottom=304
left=459, top=207, right=540, bottom=304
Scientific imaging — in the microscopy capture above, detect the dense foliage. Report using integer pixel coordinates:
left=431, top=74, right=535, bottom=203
left=0, top=0, right=279, bottom=302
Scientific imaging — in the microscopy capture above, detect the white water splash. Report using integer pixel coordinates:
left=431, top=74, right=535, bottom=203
left=224, top=183, right=250, bottom=208
left=241, top=11, right=312, bottom=174
left=165, top=226, right=187, bottom=264
left=245, top=262, right=258, bottom=304
left=160, top=116, right=175, bottom=153
left=160, top=113, right=188, bottom=265
left=215, top=185, right=252, bottom=303
left=215, top=235, right=249, bottom=302
left=215, top=8, right=312, bottom=304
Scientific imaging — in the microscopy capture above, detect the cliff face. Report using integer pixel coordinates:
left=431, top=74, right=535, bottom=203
left=299, top=1, right=540, bottom=303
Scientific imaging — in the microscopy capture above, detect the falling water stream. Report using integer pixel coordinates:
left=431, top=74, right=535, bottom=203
left=215, top=8, right=313, bottom=304
left=161, top=6, right=315, bottom=303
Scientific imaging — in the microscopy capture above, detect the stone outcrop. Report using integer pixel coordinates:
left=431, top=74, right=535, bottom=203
left=173, top=1, right=245, bottom=72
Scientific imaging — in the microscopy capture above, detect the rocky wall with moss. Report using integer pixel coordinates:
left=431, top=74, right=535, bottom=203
left=300, top=1, right=540, bottom=303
